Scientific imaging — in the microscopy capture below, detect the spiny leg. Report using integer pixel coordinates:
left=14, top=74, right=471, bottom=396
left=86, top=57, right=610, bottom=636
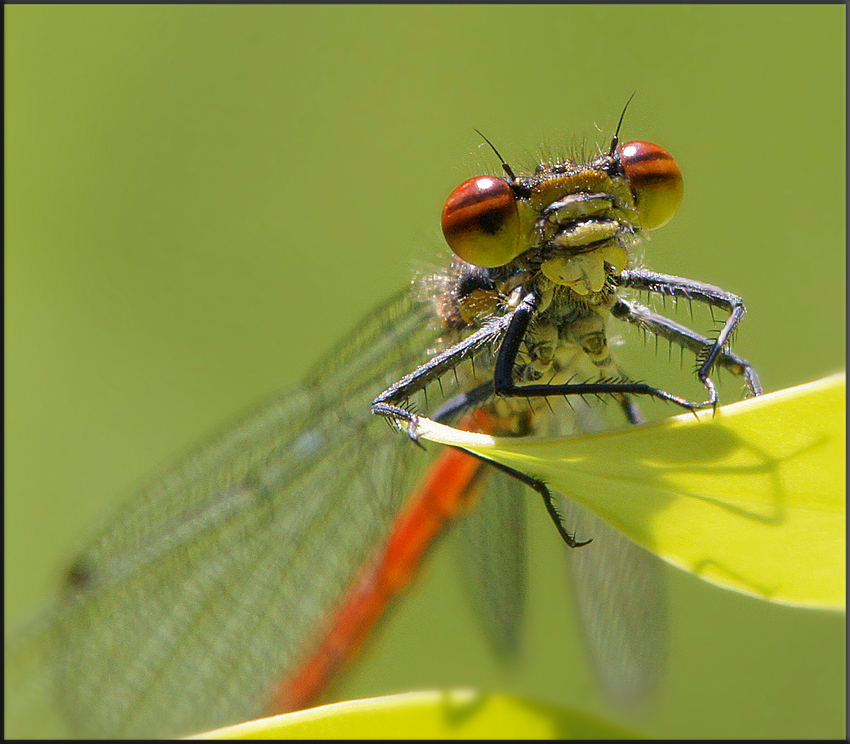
left=372, top=310, right=515, bottom=437
left=493, top=291, right=702, bottom=411
left=610, top=295, right=762, bottom=397
left=616, top=269, right=755, bottom=408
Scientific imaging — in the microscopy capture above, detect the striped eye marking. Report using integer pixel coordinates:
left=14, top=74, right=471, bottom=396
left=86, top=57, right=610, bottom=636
left=617, top=141, right=683, bottom=230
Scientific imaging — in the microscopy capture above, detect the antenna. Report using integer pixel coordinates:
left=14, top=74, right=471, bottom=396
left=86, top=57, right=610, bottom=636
left=473, top=128, right=516, bottom=182
left=609, top=92, right=637, bottom=155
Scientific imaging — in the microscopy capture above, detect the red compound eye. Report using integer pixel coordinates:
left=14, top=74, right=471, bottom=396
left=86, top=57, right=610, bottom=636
left=441, top=176, right=522, bottom=268
left=618, top=141, right=684, bottom=230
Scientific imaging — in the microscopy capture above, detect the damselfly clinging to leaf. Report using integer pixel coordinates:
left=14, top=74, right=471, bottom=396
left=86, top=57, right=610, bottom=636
left=5, top=104, right=760, bottom=738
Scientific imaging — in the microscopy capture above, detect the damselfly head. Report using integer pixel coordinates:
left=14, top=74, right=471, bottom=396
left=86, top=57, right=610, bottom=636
left=440, top=137, right=683, bottom=299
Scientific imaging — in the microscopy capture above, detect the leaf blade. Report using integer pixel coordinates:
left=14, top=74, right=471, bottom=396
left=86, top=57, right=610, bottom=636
left=416, top=375, right=845, bottom=609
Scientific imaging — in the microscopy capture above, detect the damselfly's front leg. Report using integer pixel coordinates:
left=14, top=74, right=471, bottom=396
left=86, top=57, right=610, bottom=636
left=492, top=292, right=700, bottom=411
left=611, top=296, right=762, bottom=398
left=372, top=310, right=514, bottom=438
left=615, top=268, right=755, bottom=410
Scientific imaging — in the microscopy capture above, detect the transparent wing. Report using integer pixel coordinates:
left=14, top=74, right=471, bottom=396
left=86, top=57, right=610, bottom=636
left=560, top=499, right=667, bottom=707
left=555, top=399, right=668, bottom=707
left=5, top=288, right=454, bottom=739
left=452, top=467, right=528, bottom=658
left=451, top=392, right=666, bottom=705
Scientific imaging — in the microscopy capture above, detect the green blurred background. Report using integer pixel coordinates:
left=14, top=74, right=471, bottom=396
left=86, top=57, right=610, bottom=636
left=5, top=5, right=844, bottom=739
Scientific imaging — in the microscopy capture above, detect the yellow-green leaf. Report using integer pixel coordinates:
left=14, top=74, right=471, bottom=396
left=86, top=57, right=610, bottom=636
left=189, top=690, right=640, bottom=739
left=415, top=374, right=845, bottom=609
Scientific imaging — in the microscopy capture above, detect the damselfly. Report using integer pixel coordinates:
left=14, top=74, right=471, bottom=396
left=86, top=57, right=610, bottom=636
left=5, top=108, right=760, bottom=738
